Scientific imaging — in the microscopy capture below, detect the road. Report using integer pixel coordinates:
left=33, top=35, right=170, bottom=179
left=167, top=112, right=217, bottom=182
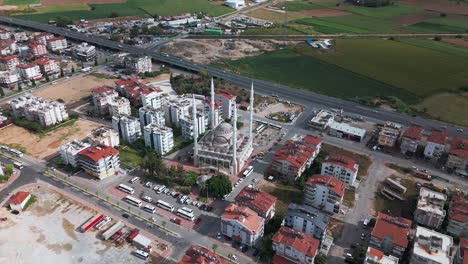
left=187, top=33, right=468, bottom=40
left=0, top=16, right=467, bottom=138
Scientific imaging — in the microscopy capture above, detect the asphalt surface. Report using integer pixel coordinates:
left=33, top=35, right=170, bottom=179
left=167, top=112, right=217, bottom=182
left=0, top=16, right=467, bottom=138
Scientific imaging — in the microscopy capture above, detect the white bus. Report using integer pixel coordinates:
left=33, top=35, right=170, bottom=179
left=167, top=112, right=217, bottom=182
left=156, top=185, right=166, bottom=194
left=9, top=149, right=23, bottom=157
left=156, top=200, right=174, bottom=212
left=177, top=208, right=195, bottom=221
left=242, top=166, right=254, bottom=178
left=124, top=195, right=142, bottom=207
left=134, top=250, right=149, bottom=260
left=13, top=162, right=23, bottom=170
left=118, top=184, right=135, bottom=194
left=180, top=207, right=193, bottom=214
left=143, top=204, right=156, bottom=214
left=129, top=177, right=139, bottom=184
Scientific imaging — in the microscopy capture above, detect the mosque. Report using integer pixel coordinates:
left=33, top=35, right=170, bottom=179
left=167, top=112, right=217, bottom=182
left=192, top=79, right=254, bottom=176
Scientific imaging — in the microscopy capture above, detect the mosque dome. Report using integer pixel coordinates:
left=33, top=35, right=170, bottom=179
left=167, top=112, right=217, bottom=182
left=212, top=122, right=233, bottom=146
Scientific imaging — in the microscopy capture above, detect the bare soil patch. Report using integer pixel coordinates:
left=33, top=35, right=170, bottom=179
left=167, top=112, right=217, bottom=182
left=390, top=11, right=439, bottom=25
left=0, top=5, right=17, bottom=11
left=401, top=0, right=468, bottom=15
left=300, top=8, right=351, bottom=17
left=161, top=39, right=276, bottom=64
left=33, top=74, right=117, bottom=105
left=441, top=38, right=468, bottom=48
left=0, top=118, right=101, bottom=160
left=41, top=0, right=125, bottom=4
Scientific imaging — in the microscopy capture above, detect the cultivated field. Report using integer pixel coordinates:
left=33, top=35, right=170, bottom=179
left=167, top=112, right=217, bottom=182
left=0, top=118, right=101, bottom=160
left=0, top=186, right=147, bottom=264
left=32, top=74, right=117, bottom=105
left=13, top=0, right=232, bottom=21
left=414, top=93, right=468, bottom=127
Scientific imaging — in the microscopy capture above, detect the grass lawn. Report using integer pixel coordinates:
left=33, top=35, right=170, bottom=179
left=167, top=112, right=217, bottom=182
left=32, top=4, right=90, bottom=15
left=374, top=175, right=418, bottom=220
left=343, top=189, right=355, bottom=208
left=345, top=4, right=422, bottom=18
left=396, top=38, right=468, bottom=58
left=322, top=143, right=372, bottom=178
left=118, top=143, right=143, bottom=169
left=221, top=48, right=416, bottom=102
left=277, top=0, right=336, bottom=11
left=298, top=39, right=468, bottom=99
left=247, top=8, right=308, bottom=23
left=261, top=183, right=303, bottom=215
left=22, top=194, right=37, bottom=211
left=89, top=72, right=117, bottom=79
left=404, top=18, right=468, bottom=33
left=415, top=93, right=468, bottom=127
left=15, top=0, right=232, bottom=22
left=295, top=15, right=401, bottom=34
left=2, top=0, right=39, bottom=5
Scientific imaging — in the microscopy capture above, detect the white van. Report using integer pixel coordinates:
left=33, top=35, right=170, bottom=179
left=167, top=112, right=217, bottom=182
left=129, top=177, right=139, bottom=184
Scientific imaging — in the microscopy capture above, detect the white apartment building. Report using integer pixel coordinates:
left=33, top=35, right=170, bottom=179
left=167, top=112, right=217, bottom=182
left=112, top=114, right=141, bottom=143
left=139, top=105, right=165, bottom=129
left=284, top=203, right=329, bottom=240
left=321, top=154, right=359, bottom=186
left=16, top=63, right=42, bottom=81
left=34, top=57, right=60, bottom=75
left=215, top=92, right=236, bottom=119
left=304, top=175, right=346, bottom=214
left=143, top=123, right=174, bottom=155
left=164, top=96, right=191, bottom=126
left=77, top=144, right=120, bottom=180
left=0, top=55, right=19, bottom=71
left=74, top=42, right=96, bottom=61
left=203, top=98, right=223, bottom=127
left=28, top=42, right=48, bottom=57
left=179, top=113, right=207, bottom=140
left=364, top=247, right=399, bottom=264
left=424, top=130, right=448, bottom=161
left=0, top=70, right=19, bottom=85
left=34, top=32, right=54, bottom=44
left=221, top=204, right=265, bottom=247
left=411, top=226, right=453, bottom=264
left=124, top=55, right=152, bottom=73
left=13, top=31, right=28, bottom=42
left=272, top=226, right=319, bottom=264
left=414, top=188, right=447, bottom=229
left=60, top=139, right=91, bottom=167
left=92, top=86, right=119, bottom=116
left=86, top=126, right=120, bottom=148
left=108, top=97, right=131, bottom=117
left=47, top=36, right=68, bottom=52
left=0, top=30, right=10, bottom=40
left=140, top=89, right=162, bottom=108
left=9, top=94, right=68, bottom=127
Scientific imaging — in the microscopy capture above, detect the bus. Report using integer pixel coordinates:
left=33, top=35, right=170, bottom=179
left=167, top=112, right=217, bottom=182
left=129, top=177, right=139, bottom=184
left=176, top=208, right=195, bottom=221
left=143, top=204, right=156, bottom=214
left=118, top=184, right=135, bottom=194
left=254, top=124, right=265, bottom=134
left=156, top=200, right=174, bottom=212
left=134, top=250, right=149, bottom=260
left=124, top=196, right=142, bottom=207
left=242, top=166, right=254, bottom=178
left=13, top=162, right=23, bottom=170
left=180, top=207, right=193, bottom=214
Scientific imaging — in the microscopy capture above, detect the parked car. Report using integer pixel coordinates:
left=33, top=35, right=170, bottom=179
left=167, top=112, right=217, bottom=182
left=144, top=182, right=152, bottom=188
left=206, top=206, right=213, bottom=212
left=11, top=210, right=19, bottom=215
left=185, top=198, right=192, bottom=205
left=122, top=213, right=130, bottom=218
left=142, top=196, right=153, bottom=203
left=217, top=232, right=222, bottom=239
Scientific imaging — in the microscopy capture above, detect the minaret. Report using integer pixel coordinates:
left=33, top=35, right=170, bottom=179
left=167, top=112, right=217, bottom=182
left=232, top=106, right=238, bottom=175
left=192, top=94, right=198, bottom=166
left=249, top=81, right=254, bottom=147
left=210, top=77, right=216, bottom=130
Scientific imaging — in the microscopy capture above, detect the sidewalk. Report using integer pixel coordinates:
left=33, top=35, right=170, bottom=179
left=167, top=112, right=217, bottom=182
left=0, top=166, right=21, bottom=191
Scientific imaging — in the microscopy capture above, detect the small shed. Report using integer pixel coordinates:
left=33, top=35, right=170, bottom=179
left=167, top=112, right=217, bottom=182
left=9, top=191, right=31, bottom=210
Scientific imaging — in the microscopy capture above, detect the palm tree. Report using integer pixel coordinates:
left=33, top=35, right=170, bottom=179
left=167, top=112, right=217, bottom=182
left=212, top=244, right=218, bottom=253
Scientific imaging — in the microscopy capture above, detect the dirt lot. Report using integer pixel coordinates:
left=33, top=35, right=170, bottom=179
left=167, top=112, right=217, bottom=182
left=256, top=102, right=304, bottom=123
left=161, top=39, right=276, bottom=64
left=33, top=74, right=117, bottom=105
left=0, top=186, right=147, bottom=264
left=0, top=118, right=101, bottom=160
left=389, top=11, right=439, bottom=25
left=401, top=0, right=468, bottom=15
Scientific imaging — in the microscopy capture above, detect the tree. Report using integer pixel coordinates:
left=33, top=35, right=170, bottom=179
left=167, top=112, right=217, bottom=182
left=140, top=152, right=166, bottom=178
left=3, top=164, right=14, bottom=176
left=94, top=57, right=98, bottom=66
left=161, top=220, right=167, bottom=227
left=45, top=73, right=50, bottom=82
left=315, top=254, right=327, bottom=264
left=71, top=67, right=75, bottom=73
left=17, top=82, right=22, bottom=91
left=130, top=27, right=139, bottom=38
left=109, top=12, right=119, bottom=18
left=60, top=67, right=64, bottom=77
left=183, top=171, right=198, bottom=186
left=56, top=16, right=72, bottom=27
left=0, top=86, right=4, bottom=97
left=31, top=79, right=36, bottom=86
left=212, top=244, right=218, bottom=253
left=206, top=175, right=232, bottom=197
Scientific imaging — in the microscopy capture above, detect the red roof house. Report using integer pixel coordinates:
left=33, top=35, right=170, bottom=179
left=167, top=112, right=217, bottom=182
left=9, top=191, right=32, bottom=210
left=235, top=185, right=277, bottom=219
left=178, top=245, right=227, bottom=264
left=370, top=212, right=411, bottom=258
left=272, top=226, right=319, bottom=264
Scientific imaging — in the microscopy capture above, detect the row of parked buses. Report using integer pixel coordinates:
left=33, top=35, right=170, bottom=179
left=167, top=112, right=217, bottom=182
left=0, top=145, right=23, bottom=157
left=118, top=184, right=196, bottom=222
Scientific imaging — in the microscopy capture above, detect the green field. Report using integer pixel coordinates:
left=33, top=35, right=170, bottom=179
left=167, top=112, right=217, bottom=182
left=396, top=38, right=468, bottom=58
left=2, top=0, right=39, bottom=5
left=31, top=4, right=90, bottom=15
left=345, top=4, right=421, bottom=18
left=415, top=93, right=468, bottom=127
left=14, top=0, right=232, bottom=21
left=295, top=15, right=401, bottom=34
left=277, top=0, right=335, bottom=11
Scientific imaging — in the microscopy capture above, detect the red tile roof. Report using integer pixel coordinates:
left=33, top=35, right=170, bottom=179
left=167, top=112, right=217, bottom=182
left=304, top=135, right=322, bottom=147
left=9, top=191, right=30, bottom=205
left=92, top=86, right=115, bottom=94
left=235, top=186, right=276, bottom=216
left=216, top=92, right=236, bottom=100
left=221, top=204, right=264, bottom=234
left=450, top=137, right=468, bottom=158
left=78, top=144, right=118, bottom=163
left=178, top=245, right=227, bottom=264
left=306, top=175, right=346, bottom=197
left=272, top=140, right=316, bottom=169
left=272, top=227, right=319, bottom=257
left=368, top=247, right=384, bottom=260
left=371, top=212, right=411, bottom=249
left=0, top=55, right=18, bottom=61
left=16, top=63, right=37, bottom=69
left=28, top=42, right=45, bottom=48
left=34, top=57, right=57, bottom=65
left=460, top=238, right=468, bottom=264
left=272, top=254, right=297, bottom=264
left=47, top=36, right=65, bottom=42
left=203, top=97, right=222, bottom=110
left=323, top=154, right=358, bottom=172
left=449, top=194, right=468, bottom=223
left=402, top=124, right=423, bottom=140
left=428, top=130, right=449, bottom=145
